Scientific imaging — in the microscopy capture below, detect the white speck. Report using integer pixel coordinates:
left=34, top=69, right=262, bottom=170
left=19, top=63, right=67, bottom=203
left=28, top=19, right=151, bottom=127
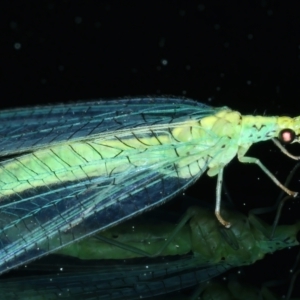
left=74, top=17, right=82, bottom=24
left=220, top=73, right=225, bottom=78
left=10, top=21, right=18, bottom=29
left=161, top=59, right=168, bottom=66
left=14, top=42, right=21, bottom=50
left=267, top=9, right=273, bottom=16
left=60, top=267, right=63, bottom=271
left=247, top=34, right=253, bottom=40
left=247, top=80, right=252, bottom=85
left=243, top=203, right=246, bottom=206
left=216, top=86, right=221, bottom=91
left=179, top=10, right=186, bottom=16
left=186, top=65, right=191, bottom=70
left=159, top=37, right=165, bottom=47
left=40, top=78, right=47, bottom=84
left=47, top=3, right=54, bottom=10
left=207, top=97, right=212, bottom=102
left=198, top=4, right=205, bottom=11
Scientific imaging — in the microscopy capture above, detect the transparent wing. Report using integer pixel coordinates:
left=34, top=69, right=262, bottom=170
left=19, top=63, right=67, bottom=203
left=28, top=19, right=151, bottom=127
left=0, top=163, right=190, bottom=272
left=0, top=97, right=222, bottom=155
left=0, top=97, right=228, bottom=274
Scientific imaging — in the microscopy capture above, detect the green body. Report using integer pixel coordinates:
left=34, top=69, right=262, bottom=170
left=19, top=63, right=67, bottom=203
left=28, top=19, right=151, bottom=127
left=0, top=106, right=296, bottom=197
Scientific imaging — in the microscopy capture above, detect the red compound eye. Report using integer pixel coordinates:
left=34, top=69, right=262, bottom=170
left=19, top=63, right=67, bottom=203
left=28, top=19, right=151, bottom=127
left=278, top=129, right=296, bottom=143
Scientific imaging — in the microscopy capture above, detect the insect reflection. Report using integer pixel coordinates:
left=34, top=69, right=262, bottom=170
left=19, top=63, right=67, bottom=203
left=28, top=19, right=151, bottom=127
left=1, top=194, right=299, bottom=299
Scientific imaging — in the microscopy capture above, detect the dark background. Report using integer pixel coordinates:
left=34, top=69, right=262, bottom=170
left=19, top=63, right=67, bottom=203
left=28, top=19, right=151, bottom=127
left=2, top=1, right=300, bottom=298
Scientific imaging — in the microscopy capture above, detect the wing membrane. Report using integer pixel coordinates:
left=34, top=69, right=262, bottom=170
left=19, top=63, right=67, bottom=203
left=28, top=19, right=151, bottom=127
left=0, top=97, right=227, bottom=274
left=0, top=97, right=220, bottom=155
